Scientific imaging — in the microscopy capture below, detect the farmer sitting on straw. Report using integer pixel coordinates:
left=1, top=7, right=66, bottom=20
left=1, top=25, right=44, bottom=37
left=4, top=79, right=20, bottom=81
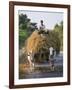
left=39, top=20, right=45, bottom=30
left=38, top=20, right=49, bottom=35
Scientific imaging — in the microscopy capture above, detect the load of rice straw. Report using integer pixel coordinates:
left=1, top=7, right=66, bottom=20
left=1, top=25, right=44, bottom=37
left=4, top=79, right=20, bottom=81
left=25, top=30, right=49, bottom=54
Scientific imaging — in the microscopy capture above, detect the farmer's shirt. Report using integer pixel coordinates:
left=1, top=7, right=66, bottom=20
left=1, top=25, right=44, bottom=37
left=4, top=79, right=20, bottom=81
left=39, top=24, right=45, bottom=30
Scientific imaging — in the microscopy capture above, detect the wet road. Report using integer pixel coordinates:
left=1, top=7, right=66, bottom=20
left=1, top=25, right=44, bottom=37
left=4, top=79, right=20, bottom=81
left=19, top=52, right=63, bottom=79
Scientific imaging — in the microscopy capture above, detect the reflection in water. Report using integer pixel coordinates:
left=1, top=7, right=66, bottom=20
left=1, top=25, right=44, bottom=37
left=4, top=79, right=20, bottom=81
left=19, top=53, right=63, bottom=79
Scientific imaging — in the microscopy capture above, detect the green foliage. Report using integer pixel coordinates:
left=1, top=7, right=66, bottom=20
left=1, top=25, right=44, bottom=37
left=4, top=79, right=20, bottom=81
left=19, top=14, right=37, bottom=30
left=19, top=14, right=38, bottom=48
left=54, top=21, right=63, bottom=51
left=19, top=29, right=29, bottom=49
left=47, top=31, right=61, bottom=54
left=19, top=14, right=30, bottom=29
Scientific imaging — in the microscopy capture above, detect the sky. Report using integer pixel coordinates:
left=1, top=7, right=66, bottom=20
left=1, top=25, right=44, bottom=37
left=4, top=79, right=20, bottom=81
left=19, top=10, right=63, bottom=30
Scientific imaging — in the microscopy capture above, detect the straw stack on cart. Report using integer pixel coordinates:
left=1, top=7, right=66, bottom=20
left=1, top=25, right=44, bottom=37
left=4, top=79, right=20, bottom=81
left=25, top=30, right=49, bottom=62
left=24, top=30, right=60, bottom=62
left=26, top=31, right=49, bottom=53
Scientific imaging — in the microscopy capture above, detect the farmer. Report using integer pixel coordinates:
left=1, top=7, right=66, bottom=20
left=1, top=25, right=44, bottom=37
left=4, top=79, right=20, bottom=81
left=38, top=20, right=49, bottom=36
left=39, top=20, right=45, bottom=30
left=49, top=47, right=55, bottom=71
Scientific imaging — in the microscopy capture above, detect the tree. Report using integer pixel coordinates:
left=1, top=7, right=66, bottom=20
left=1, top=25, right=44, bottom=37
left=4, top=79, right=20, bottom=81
left=19, top=14, right=38, bottom=49
left=47, top=31, right=61, bottom=54
left=54, top=21, right=63, bottom=50
left=19, top=14, right=30, bottom=29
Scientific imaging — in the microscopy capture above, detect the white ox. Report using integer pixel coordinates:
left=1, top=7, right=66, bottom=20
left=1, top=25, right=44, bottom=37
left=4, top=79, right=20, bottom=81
left=27, top=50, right=35, bottom=71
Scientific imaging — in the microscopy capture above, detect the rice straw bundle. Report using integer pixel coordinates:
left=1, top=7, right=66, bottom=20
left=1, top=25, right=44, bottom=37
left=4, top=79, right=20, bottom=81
left=25, top=31, right=49, bottom=54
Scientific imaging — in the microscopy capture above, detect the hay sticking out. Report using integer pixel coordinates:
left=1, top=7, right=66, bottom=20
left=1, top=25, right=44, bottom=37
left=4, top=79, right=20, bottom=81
left=25, top=31, right=49, bottom=54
